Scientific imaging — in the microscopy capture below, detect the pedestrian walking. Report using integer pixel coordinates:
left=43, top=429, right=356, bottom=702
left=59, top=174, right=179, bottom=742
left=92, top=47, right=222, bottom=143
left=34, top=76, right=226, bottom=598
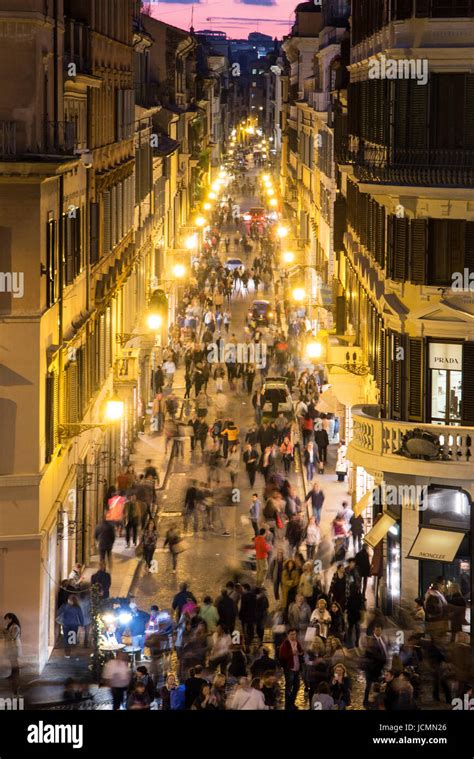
left=304, top=481, right=325, bottom=525
left=254, top=528, right=271, bottom=587
left=94, top=517, right=116, bottom=569
left=248, top=493, right=261, bottom=537
left=243, top=442, right=259, bottom=486
left=141, top=521, right=158, bottom=572
left=56, top=596, right=84, bottom=658
left=279, top=629, right=303, bottom=710
left=164, top=524, right=185, bottom=572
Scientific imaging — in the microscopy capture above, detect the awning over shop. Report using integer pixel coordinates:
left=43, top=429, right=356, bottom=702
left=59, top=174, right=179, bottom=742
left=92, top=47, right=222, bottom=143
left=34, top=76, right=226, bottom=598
left=353, top=489, right=373, bottom=518
left=407, top=527, right=466, bottom=563
left=363, top=512, right=397, bottom=549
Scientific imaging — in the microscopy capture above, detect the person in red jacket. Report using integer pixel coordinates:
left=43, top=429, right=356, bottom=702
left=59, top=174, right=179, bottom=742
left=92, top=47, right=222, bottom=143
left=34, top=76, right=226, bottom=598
left=254, top=528, right=271, bottom=587
left=279, top=628, right=304, bottom=710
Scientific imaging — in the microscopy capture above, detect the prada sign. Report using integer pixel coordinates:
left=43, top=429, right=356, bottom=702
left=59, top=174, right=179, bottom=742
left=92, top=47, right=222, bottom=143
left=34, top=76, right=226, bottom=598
left=408, top=527, right=465, bottom=563
left=429, top=343, right=462, bottom=370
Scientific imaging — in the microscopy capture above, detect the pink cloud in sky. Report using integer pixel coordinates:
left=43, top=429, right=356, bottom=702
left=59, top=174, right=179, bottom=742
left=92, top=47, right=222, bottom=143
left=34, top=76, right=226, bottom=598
left=147, top=0, right=301, bottom=40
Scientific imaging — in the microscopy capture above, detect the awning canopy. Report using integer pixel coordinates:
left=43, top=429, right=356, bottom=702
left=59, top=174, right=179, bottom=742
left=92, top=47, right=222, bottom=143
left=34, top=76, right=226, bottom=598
left=364, top=513, right=397, bottom=549
left=353, top=489, right=373, bottom=518
left=407, top=527, right=466, bottom=563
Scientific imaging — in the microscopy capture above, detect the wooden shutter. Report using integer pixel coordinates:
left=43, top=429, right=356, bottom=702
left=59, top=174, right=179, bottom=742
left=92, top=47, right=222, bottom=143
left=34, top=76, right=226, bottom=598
left=394, top=80, right=409, bottom=153
left=116, top=89, right=123, bottom=141
left=53, top=371, right=59, bottom=449
left=409, top=80, right=428, bottom=150
left=333, top=195, right=346, bottom=251
left=410, top=218, right=427, bottom=284
left=90, top=202, right=99, bottom=265
left=102, top=191, right=111, bottom=254
left=375, top=203, right=386, bottom=268
left=391, top=332, right=404, bottom=420
left=117, top=181, right=123, bottom=241
left=45, top=373, right=55, bottom=463
left=360, top=80, right=369, bottom=140
left=105, top=306, right=112, bottom=372
left=462, top=342, right=474, bottom=424
left=67, top=361, right=79, bottom=424
left=99, top=313, right=106, bottom=382
left=388, top=216, right=408, bottom=280
left=336, top=296, right=346, bottom=334
left=74, top=207, right=82, bottom=276
left=465, top=221, right=474, bottom=271
left=465, top=73, right=474, bottom=150
left=111, top=185, right=117, bottom=248
left=76, top=346, right=84, bottom=419
left=408, top=338, right=424, bottom=421
left=65, top=213, right=75, bottom=285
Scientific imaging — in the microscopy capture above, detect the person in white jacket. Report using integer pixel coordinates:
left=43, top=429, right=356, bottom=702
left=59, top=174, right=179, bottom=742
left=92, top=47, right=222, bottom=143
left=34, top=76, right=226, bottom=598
left=228, top=677, right=267, bottom=710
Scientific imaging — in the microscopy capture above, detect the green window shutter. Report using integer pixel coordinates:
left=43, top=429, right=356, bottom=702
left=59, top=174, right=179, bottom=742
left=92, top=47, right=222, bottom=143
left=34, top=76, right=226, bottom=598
left=410, top=219, right=427, bottom=284
left=408, top=338, right=424, bottom=421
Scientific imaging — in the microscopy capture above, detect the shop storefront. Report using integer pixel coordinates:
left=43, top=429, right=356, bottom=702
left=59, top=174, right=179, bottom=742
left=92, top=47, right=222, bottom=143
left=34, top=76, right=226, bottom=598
left=413, top=485, right=471, bottom=632
left=428, top=342, right=463, bottom=425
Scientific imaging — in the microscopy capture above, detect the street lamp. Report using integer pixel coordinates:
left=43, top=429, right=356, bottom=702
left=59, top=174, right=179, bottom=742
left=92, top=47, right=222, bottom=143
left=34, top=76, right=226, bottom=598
left=185, top=234, right=198, bottom=251
left=147, top=313, right=163, bottom=331
left=172, top=263, right=186, bottom=279
left=277, top=225, right=289, bottom=239
left=292, top=287, right=306, bottom=302
left=58, top=394, right=124, bottom=440
left=269, top=198, right=278, bottom=208
left=282, top=251, right=295, bottom=265
left=203, top=202, right=212, bottom=212
left=195, top=216, right=206, bottom=228
left=208, top=191, right=217, bottom=200
left=306, top=341, right=323, bottom=360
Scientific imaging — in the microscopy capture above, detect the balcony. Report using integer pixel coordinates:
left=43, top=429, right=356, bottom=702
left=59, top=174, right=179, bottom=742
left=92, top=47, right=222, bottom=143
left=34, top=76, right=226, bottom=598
left=64, top=18, right=91, bottom=75
left=349, top=404, right=474, bottom=480
left=0, top=120, right=76, bottom=160
left=348, top=141, right=474, bottom=187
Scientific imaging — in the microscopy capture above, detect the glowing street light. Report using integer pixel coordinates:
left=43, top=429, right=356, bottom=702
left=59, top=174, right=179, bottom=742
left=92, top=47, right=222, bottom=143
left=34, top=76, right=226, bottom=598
left=282, top=251, right=295, bottom=264
left=147, top=313, right=163, bottom=330
left=203, top=202, right=212, bottom=211
left=266, top=187, right=275, bottom=197
left=277, top=225, right=289, bottom=239
left=172, top=264, right=186, bottom=279
left=195, top=216, right=207, bottom=228
left=185, top=235, right=198, bottom=250
left=105, top=396, right=125, bottom=422
left=269, top=198, right=278, bottom=208
left=306, top=342, right=323, bottom=360
left=208, top=191, right=217, bottom=200
left=292, top=287, right=306, bottom=302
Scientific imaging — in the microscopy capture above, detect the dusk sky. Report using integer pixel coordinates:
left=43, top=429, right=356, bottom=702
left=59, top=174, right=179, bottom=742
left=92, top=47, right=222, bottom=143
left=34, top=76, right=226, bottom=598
left=146, top=0, right=309, bottom=40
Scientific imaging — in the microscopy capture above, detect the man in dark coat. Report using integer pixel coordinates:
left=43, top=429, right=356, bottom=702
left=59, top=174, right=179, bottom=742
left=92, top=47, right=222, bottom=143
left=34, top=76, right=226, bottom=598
left=355, top=544, right=371, bottom=598
left=216, top=589, right=237, bottom=633
left=239, top=584, right=257, bottom=650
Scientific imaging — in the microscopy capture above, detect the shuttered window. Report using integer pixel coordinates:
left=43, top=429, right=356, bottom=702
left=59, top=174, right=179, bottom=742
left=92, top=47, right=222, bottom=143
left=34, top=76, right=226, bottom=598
left=53, top=371, right=60, bottom=449
left=90, top=202, right=99, bottom=265
left=410, top=219, right=427, bottom=284
left=111, top=185, right=117, bottom=248
left=64, top=213, right=74, bottom=285
left=375, top=203, right=386, bottom=268
left=388, top=216, right=409, bottom=281
left=76, top=346, right=85, bottom=419
left=390, top=332, right=404, bottom=420
left=66, top=361, right=79, bottom=424
left=46, top=219, right=57, bottom=308
left=45, top=373, right=55, bottom=463
left=408, top=338, right=424, bottom=420
left=462, top=342, right=474, bottom=424
left=427, top=219, right=465, bottom=286
left=99, top=313, right=106, bottom=382
left=102, top=191, right=111, bottom=255
left=431, top=73, right=465, bottom=150
left=333, top=196, right=346, bottom=252
left=117, top=181, right=123, bottom=242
